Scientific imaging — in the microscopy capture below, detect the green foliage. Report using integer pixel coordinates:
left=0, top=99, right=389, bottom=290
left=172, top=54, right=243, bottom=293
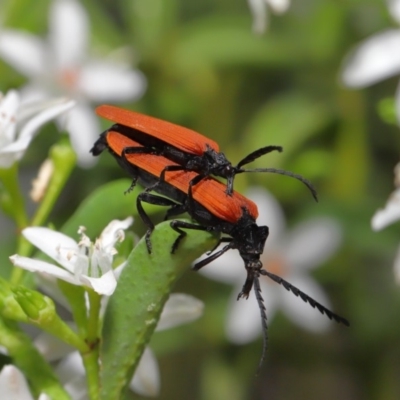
left=1, top=0, right=400, bottom=399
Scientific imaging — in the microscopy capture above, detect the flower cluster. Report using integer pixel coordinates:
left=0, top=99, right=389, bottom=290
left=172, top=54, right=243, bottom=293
left=341, top=0, right=400, bottom=125
left=0, top=0, right=146, bottom=167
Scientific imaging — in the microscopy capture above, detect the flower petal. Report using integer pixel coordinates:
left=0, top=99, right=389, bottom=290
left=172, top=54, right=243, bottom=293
left=17, top=97, right=72, bottom=125
left=225, top=285, right=268, bottom=344
left=62, top=104, right=100, bottom=167
left=22, top=227, right=78, bottom=272
left=246, top=187, right=286, bottom=246
left=0, top=136, right=31, bottom=168
left=9, top=255, right=78, bottom=285
left=279, top=275, right=331, bottom=332
left=129, top=347, right=160, bottom=397
left=0, top=30, right=46, bottom=78
left=0, top=98, right=75, bottom=168
left=18, top=98, right=75, bottom=141
left=79, top=270, right=117, bottom=295
left=371, top=188, right=400, bottom=230
left=388, top=0, right=400, bottom=25
left=156, top=293, right=204, bottom=331
left=396, top=80, right=400, bottom=124
left=198, top=249, right=244, bottom=284
left=267, top=0, right=290, bottom=14
left=393, top=242, right=400, bottom=284
left=247, top=0, right=269, bottom=34
left=55, top=351, right=87, bottom=400
left=342, top=29, right=400, bottom=87
left=0, top=90, right=19, bottom=146
left=284, top=218, right=342, bottom=271
left=0, top=365, right=34, bottom=400
left=99, top=217, right=134, bottom=251
left=78, top=61, right=147, bottom=102
left=49, top=0, right=89, bottom=69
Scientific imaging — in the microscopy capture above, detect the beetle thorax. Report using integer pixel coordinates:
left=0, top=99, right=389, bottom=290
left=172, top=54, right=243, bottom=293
left=231, top=213, right=269, bottom=258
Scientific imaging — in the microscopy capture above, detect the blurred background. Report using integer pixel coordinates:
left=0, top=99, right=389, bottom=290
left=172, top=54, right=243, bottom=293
left=1, top=0, right=400, bottom=399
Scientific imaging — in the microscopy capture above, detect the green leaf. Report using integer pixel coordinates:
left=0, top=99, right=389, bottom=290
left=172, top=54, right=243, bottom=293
left=174, top=16, right=297, bottom=71
left=244, top=93, right=333, bottom=167
left=100, top=219, right=218, bottom=399
left=61, top=179, right=148, bottom=238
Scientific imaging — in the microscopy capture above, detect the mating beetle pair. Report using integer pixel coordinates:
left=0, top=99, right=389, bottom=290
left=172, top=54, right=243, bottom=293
left=91, top=105, right=349, bottom=368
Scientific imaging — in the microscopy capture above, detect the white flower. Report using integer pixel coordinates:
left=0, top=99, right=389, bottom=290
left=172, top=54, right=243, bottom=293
left=0, top=365, right=50, bottom=400
left=0, top=0, right=146, bottom=167
left=341, top=0, right=400, bottom=124
left=10, top=217, right=133, bottom=296
left=34, top=294, right=204, bottom=398
left=198, top=187, right=342, bottom=343
left=371, top=162, right=400, bottom=282
left=0, top=90, right=74, bottom=169
left=372, top=163, right=400, bottom=230
left=247, top=0, right=290, bottom=34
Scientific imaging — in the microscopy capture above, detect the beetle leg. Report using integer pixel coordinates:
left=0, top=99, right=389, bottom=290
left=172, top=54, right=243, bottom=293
left=169, top=220, right=211, bottom=254
left=137, top=192, right=179, bottom=254
left=193, top=240, right=234, bottom=270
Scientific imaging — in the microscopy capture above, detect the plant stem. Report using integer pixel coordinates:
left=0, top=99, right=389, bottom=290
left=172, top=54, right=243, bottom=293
left=82, top=289, right=102, bottom=400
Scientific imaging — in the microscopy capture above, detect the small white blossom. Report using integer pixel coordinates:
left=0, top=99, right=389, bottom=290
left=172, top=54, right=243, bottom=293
left=372, top=162, right=400, bottom=282
left=341, top=0, right=400, bottom=124
left=197, top=187, right=342, bottom=343
left=247, top=0, right=290, bottom=34
left=372, top=163, right=400, bottom=231
left=0, top=90, right=74, bottom=168
left=0, top=0, right=146, bottom=167
left=0, top=365, right=50, bottom=400
left=10, top=218, right=133, bottom=296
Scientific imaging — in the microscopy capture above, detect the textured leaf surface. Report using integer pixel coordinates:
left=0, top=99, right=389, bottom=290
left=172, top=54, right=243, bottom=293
left=100, top=220, right=218, bottom=399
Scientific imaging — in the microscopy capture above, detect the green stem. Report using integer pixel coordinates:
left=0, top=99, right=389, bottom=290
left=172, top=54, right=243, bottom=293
left=87, top=289, right=101, bottom=344
left=0, top=163, right=28, bottom=229
left=82, top=347, right=100, bottom=400
left=0, top=317, right=71, bottom=400
left=58, top=281, right=88, bottom=337
left=11, top=286, right=90, bottom=353
left=10, top=237, right=31, bottom=285
left=30, top=141, right=75, bottom=228
left=0, top=164, right=30, bottom=285
left=82, top=289, right=102, bottom=400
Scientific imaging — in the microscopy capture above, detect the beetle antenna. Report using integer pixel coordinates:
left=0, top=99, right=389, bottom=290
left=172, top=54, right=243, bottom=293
left=260, top=270, right=349, bottom=326
left=254, top=274, right=268, bottom=374
left=238, top=168, right=318, bottom=202
left=236, top=146, right=283, bottom=169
